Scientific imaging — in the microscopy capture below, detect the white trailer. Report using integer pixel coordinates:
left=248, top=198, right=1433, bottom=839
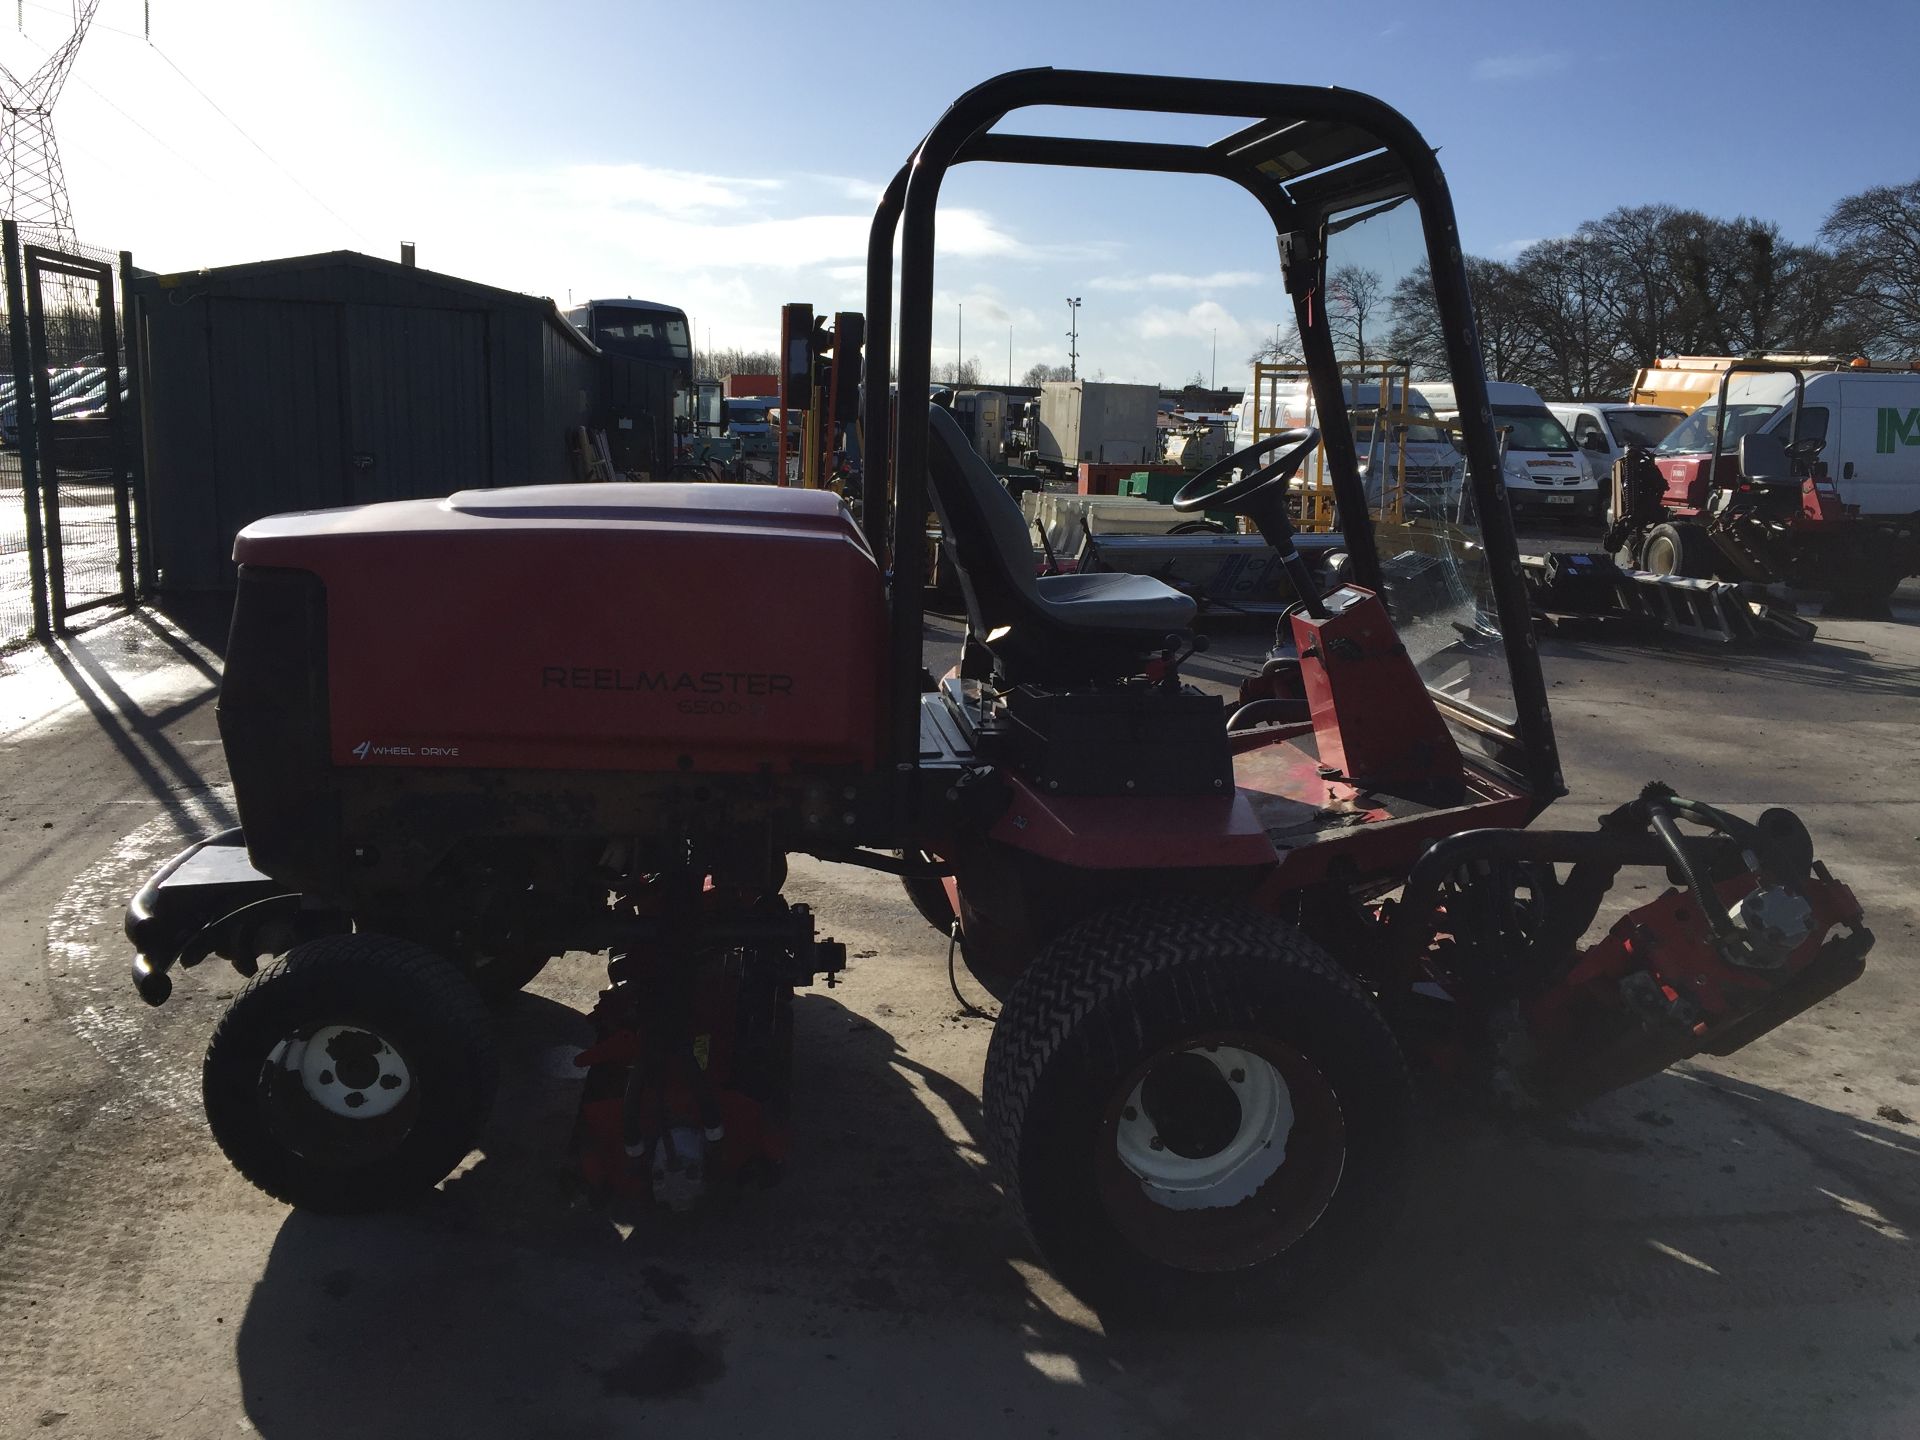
left=1034, top=380, right=1159, bottom=472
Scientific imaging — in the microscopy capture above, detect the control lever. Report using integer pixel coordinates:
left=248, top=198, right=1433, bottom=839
left=1146, top=631, right=1210, bottom=689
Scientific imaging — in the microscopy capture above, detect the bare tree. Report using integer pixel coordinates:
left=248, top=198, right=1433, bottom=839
left=695, top=347, right=777, bottom=382
left=1821, top=176, right=1920, bottom=350
left=1021, top=362, right=1074, bottom=386
left=1327, top=264, right=1386, bottom=365
left=1513, top=236, right=1617, bottom=398
left=1245, top=331, right=1303, bottom=368
left=1384, top=258, right=1533, bottom=383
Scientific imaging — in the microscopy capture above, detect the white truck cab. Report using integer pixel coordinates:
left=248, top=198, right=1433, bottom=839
left=1547, top=402, right=1686, bottom=483
left=1422, top=380, right=1596, bottom=520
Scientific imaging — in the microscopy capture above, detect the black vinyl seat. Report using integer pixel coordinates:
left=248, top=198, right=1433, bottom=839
left=925, top=406, right=1196, bottom=682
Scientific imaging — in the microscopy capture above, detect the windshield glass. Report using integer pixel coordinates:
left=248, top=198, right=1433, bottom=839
left=1607, top=410, right=1683, bottom=449
left=1492, top=405, right=1576, bottom=451
left=1656, top=404, right=1778, bottom=454
left=1321, top=209, right=1516, bottom=734
left=1353, top=398, right=1451, bottom=447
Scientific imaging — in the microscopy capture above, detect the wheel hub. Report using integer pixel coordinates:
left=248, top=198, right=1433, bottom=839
left=275, top=1025, right=413, bottom=1119
left=1114, top=1044, right=1292, bottom=1211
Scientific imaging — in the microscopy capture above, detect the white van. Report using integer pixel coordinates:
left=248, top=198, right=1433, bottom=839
left=1234, top=378, right=1460, bottom=513
left=1421, top=380, right=1596, bottom=520
left=1652, top=367, right=1920, bottom=517
left=1546, top=402, right=1687, bottom=483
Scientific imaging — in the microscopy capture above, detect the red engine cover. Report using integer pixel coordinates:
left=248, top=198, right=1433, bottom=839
left=233, top=483, right=885, bottom=773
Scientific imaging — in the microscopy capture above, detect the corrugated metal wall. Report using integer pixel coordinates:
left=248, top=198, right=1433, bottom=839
left=130, top=253, right=613, bottom=590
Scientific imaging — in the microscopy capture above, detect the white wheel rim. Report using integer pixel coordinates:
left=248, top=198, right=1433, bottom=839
left=1114, top=1045, right=1293, bottom=1211
left=271, top=1025, right=413, bottom=1119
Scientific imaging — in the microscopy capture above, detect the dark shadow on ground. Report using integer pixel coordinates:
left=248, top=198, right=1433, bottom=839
left=233, top=990, right=1109, bottom=1439
left=231, top=977, right=1920, bottom=1439
left=148, top=593, right=233, bottom=659
left=1544, top=629, right=1919, bottom=700
left=40, top=632, right=233, bottom=840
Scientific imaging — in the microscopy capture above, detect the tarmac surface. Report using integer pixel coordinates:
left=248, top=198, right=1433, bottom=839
left=2, top=561, right=1918, bottom=1439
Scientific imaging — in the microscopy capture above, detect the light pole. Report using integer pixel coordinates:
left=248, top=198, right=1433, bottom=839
left=1211, top=328, right=1217, bottom=390
left=1066, top=296, right=1081, bottom=380
left=1008, top=323, right=1013, bottom=386
left=957, top=302, right=963, bottom=385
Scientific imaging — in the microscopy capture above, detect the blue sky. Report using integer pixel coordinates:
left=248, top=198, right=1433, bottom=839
left=19, top=0, right=1920, bottom=388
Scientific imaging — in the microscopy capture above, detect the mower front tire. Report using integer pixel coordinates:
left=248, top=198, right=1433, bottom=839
left=983, top=899, right=1410, bottom=1310
left=1639, top=521, right=1714, bottom=579
left=202, top=933, right=498, bottom=1212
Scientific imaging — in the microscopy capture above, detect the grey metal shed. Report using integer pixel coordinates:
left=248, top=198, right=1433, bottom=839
left=127, top=250, right=604, bottom=591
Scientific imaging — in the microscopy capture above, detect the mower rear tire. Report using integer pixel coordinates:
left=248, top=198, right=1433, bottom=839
left=1639, top=521, right=1714, bottom=579
left=203, top=933, right=498, bottom=1213
left=984, top=899, right=1409, bottom=1310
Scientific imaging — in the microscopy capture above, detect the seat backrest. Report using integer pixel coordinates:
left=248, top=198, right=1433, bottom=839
left=925, top=405, right=1042, bottom=637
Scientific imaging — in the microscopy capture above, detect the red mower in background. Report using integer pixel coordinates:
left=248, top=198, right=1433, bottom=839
left=124, top=70, right=1871, bottom=1307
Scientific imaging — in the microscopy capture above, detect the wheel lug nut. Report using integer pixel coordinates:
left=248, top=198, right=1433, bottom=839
left=1230, top=1068, right=1246, bottom=1083
left=1148, top=1135, right=1164, bottom=1151
left=1121, top=1106, right=1138, bottom=1122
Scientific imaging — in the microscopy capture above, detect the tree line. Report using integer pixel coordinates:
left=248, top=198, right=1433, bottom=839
left=1280, top=176, right=1920, bottom=401
left=695, top=347, right=990, bottom=386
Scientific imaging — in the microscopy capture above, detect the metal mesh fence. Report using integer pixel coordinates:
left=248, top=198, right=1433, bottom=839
left=0, top=223, right=135, bottom=647
left=35, top=261, right=130, bottom=618
left=0, top=443, right=30, bottom=653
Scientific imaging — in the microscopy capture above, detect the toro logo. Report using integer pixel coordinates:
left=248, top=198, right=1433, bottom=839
left=1877, top=407, right=1920, bottom=454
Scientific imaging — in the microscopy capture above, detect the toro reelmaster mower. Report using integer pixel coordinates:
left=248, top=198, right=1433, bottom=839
left=124, top=71, right=1871, bottom=1305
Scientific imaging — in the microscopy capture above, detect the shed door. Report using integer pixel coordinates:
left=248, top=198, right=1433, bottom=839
left=342, top=304, right=491, bottom=503
left=207, top=298, right=347, bottom=551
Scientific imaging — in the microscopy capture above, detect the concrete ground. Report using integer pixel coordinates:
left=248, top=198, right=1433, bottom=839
left=2, top=568, right=1918, bottom=1440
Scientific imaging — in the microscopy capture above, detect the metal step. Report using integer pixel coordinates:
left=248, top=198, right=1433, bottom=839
left=1521, top=552, right=1816, bottom=645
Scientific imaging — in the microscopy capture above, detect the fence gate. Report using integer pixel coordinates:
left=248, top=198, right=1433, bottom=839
left=0, top=219, right=137, bottom=647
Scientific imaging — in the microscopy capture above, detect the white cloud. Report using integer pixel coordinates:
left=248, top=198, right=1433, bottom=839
left=1089, top=269, right=1265, bottom=293
left=806, top=173, right=887, bottom=205
left=1472, top=52, right=1569, bottom=81
left=1130, top=299, right=1252, bottom=349
left=543, top=163, right=782, bottom=217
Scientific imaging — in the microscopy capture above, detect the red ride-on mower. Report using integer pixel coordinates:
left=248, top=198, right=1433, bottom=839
left=123, top=70, right=1872, bottom=1306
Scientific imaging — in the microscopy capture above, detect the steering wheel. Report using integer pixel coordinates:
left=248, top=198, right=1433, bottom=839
left=1172, top=427, right=1320, bottom=514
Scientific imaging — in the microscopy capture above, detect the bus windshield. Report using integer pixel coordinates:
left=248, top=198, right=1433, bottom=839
left=576, top=302, right=693, bottom=380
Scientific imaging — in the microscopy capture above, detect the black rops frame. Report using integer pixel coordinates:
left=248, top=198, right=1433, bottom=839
left=861, top=69, right=1562, bottom=815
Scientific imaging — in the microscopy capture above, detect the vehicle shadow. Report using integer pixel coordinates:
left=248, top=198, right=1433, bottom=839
left=1544, top=628, right=1920, bottom=700
left=230, top=989, right=1120, bottom=1440
left=230, top=987, right=1920, bottom=1440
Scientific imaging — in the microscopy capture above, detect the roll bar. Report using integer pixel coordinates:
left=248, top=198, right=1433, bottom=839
left=1708, top=361, right=1808, bottom=474
left=861, top=69, right=1561, bottom=813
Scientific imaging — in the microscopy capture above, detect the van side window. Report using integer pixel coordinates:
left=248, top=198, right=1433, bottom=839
left=1573, top=414, right=1605, bottom=447
left=1767, top=406, right=1829, bottom=446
